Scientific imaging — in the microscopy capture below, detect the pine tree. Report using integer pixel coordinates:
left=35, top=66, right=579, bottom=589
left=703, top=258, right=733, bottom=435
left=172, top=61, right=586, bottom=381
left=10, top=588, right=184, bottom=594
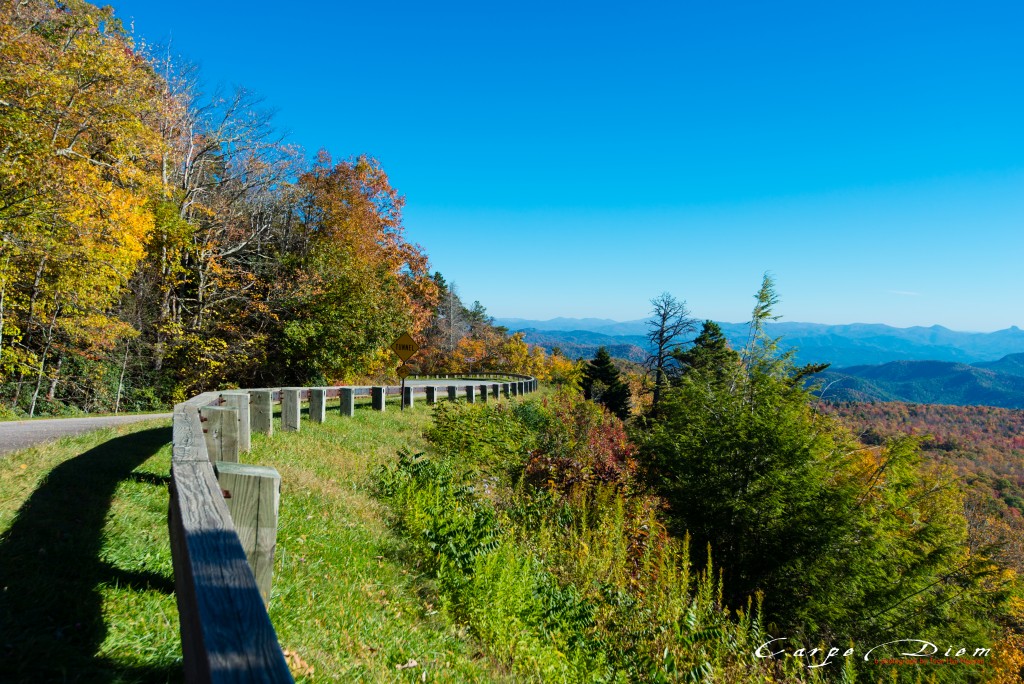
left=582, top=347, right=631, bottom=420
left=670, top=320, right=739, bottom=388
left=636, top=277, right=1008, bottom=646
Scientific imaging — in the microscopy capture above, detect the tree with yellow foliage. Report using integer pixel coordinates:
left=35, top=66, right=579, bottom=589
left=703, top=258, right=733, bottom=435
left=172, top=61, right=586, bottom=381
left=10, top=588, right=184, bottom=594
left=1, top=0, right=162, bottom=413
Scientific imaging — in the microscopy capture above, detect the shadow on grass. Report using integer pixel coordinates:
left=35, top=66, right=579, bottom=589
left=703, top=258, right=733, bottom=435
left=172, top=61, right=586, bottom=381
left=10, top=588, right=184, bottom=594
left=0, top=427, right=182, bottom=683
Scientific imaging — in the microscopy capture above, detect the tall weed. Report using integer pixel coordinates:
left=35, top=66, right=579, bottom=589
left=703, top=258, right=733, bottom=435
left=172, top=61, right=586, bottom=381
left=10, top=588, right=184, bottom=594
left=376, top=395, right=855, bottom=682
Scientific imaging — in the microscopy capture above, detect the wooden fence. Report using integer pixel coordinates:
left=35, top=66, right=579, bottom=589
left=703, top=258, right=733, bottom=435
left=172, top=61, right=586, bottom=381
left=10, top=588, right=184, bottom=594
left=168, top=373, right=538, bottom=682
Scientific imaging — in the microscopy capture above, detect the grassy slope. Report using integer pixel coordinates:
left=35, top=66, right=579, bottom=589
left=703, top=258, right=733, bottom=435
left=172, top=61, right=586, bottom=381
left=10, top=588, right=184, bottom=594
left=0, top=397, right=511, bottom=682
left=252, top=398, right=512, bottom=682
left=0, top=419, right=181, bottom=683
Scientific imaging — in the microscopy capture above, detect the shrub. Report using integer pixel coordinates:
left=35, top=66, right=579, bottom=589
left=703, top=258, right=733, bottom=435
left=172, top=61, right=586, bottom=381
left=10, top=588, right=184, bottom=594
left=377, top=394, right=798, bottom=682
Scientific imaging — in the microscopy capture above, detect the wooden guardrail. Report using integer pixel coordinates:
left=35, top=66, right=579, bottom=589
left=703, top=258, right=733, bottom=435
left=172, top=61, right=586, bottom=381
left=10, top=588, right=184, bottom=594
left=168, top=373, right=538, bottom=682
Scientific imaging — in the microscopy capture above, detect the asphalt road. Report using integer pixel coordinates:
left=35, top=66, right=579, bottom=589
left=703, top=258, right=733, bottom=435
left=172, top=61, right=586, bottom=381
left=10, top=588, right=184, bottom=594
left=0, top=414, right=172, bottom=457
left=0, top=378, right=521, bottom=457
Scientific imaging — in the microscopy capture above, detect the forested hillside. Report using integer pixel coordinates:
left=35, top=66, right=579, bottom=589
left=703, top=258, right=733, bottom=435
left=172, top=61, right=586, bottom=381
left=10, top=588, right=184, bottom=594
left=392, top=279, right=1024, bottom=682
left=815, top=358, right=1024, bottom=408
left=0, top=1, right=574, bottom=417
left=517, top=329, right=648, bottom=363
left=820, top=401, right=1024, bottom=576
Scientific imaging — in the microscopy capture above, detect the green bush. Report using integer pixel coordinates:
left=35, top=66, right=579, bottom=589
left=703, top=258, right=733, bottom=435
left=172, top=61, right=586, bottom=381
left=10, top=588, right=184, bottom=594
left=375, top=395, right=808, bottom=682
left=426, top=401, right=535, bottom=479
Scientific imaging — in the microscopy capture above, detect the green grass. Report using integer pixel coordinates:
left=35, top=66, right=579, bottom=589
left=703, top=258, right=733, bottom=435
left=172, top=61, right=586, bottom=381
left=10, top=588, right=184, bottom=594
left=251, top=398, right=515, bottom=682
left=0, top=394, right=523, bottom=682
left=0, top=389, right=558, bottom=682
left=0, top=418, right=181, bottom=683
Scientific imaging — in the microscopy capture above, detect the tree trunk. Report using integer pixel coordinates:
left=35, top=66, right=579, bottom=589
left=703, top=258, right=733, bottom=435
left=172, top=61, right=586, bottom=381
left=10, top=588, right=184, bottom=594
left=13, top=254, right=47, bottom=404
left=653, top=365, right=665, bottom=414
left=0, top=252, right=9, bottom=368
left=154, top=243, right=170, bottom=371
left=115, top=339, right=130, bottom=414
left=28, top=302, right=59, bottom=417
left=45, top=354, right=62, bottom=400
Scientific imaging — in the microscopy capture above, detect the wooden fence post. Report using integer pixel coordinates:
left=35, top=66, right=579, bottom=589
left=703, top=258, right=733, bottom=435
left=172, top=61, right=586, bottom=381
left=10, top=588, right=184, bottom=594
left=465, top=385, right=475, bottom=404
left=309, top=388, right=326, bottom=423
left=491, top=383, right=499, bottom=399
left=425, top=386, right=437, bottom=404
left=221, top=392, right=251, bottom=453
left=447, top=385, right=457, bottom=401
left=403, top=385, right=414, bottom=408
left=372, top=386, right=386, bottom=412
left=199, top=405, right=239, bottom=463
left=214, top=462, right=281, bottom=605
left=249, top=390, right=273, bottom=436
left=340, top=388, right=355, bottom=417
left=478, top=384, right=488, bottom=403
left=282, top=388, right=301, bottom=432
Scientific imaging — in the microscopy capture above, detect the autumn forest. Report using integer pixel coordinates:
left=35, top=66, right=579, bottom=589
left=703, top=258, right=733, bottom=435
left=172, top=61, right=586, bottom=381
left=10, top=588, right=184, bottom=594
left=4, top=3, right=1024, bottom=682
left=0, top=1, right=574, bottom=418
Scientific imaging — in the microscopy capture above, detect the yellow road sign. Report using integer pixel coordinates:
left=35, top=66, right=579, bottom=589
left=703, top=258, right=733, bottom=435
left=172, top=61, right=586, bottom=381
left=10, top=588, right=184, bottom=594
left=390, top=333, right=419, bottom=362
left=396, top=365, right=411, bottom=379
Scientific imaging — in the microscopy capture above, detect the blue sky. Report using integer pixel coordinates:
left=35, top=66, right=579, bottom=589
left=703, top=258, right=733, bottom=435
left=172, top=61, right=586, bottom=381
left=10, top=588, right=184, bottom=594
left=114, top=1, right=1024, bottom=331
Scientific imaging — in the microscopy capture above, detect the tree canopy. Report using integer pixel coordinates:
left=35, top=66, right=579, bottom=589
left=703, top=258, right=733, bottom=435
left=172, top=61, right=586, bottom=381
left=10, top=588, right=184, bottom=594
left=581, top=347, right=631, bottom=419
left=0, top=0, right=564, bottom=414
left=636, top=276, right=1011, bottom=648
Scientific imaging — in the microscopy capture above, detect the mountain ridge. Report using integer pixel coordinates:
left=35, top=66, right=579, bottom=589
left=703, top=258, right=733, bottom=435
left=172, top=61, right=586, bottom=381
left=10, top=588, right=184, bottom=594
left=497, top=318, right=1024, bottom=367
left=815, top=357, right=1024, bottom=409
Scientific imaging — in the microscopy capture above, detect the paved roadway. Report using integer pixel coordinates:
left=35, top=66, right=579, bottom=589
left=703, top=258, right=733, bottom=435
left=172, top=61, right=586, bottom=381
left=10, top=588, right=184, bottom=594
left=0, top=378, right=521, bottom=457
left=0, top=413, right=173, bottom=457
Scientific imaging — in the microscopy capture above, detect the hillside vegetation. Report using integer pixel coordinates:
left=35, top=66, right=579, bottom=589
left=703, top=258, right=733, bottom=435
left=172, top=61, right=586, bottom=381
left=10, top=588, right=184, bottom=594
left=370, top=279, right=1022, bottom=682
left=815, top=358, right=1024, bottom=408
left=820, top=401, right=1024, bottom=578
left=4, top=323, right=1023, bottom=680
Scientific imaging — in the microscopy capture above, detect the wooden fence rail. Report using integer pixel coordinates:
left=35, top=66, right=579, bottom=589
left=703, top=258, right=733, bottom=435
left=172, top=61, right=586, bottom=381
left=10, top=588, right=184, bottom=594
left=169, top=372, right=537, bottom=682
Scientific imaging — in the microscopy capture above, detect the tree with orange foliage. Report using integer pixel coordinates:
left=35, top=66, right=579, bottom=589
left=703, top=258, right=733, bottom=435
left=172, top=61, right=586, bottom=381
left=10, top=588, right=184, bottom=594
left=271, top=153, right=437, bottom=384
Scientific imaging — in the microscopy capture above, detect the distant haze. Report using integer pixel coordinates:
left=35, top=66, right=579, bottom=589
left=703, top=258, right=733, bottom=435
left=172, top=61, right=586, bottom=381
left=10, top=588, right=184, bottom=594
left=495, top=317, right=1024, bottom=368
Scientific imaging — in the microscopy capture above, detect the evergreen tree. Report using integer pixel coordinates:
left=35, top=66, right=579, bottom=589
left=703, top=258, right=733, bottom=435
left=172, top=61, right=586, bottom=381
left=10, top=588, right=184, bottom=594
left=670, top=320, right=739, bottom=388
left=636, top=277, right=1008, bottom=647
left=582, top=347, right=631, bottom=420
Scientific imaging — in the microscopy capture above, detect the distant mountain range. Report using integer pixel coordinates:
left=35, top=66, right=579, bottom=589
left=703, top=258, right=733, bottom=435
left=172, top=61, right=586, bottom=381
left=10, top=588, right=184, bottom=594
left=816, top=354, right=1024, bottom=409
left=504, top=329, right=650, bottom=363
left=496, top=317, right=1024, bottom=409
left=496, top=317, right=1024, bottom=368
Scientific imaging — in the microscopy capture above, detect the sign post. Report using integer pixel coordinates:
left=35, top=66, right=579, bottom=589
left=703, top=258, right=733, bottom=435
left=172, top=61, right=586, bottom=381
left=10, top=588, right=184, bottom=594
left=390, top=333, right=420, bottom=411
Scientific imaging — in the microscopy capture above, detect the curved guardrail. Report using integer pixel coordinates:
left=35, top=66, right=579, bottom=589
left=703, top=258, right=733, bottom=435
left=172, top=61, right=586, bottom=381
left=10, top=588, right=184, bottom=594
left=169, top=373, right=538, bottom=682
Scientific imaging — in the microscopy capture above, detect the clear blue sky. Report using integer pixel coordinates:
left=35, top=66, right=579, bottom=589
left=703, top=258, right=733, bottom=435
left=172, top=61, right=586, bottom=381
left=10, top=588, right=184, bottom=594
left=113, top=0, right=1024, bottom=331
